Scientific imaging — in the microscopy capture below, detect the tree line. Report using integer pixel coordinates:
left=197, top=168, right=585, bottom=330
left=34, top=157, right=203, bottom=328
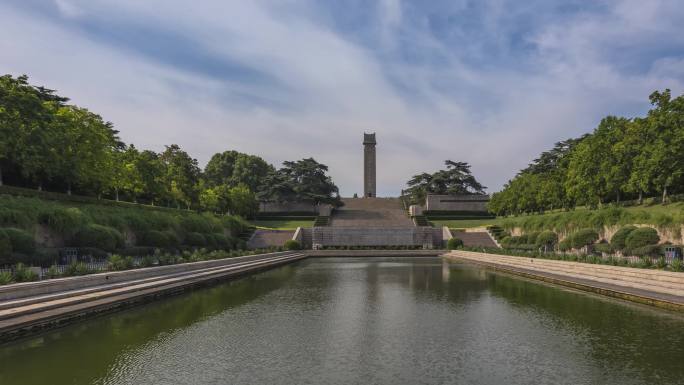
left=489, top=89, right=684, bottom=216
left=0, top=74, right=340, bottom=217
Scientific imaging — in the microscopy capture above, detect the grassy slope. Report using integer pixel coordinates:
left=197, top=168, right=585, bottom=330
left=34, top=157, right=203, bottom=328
left=250, top=219, right=313, bottom=230
left=431, top=202, right=684, bottom=231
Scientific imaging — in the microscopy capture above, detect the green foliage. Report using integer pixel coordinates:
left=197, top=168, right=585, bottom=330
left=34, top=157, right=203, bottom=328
left=558, top=238, right=572, bottom=252
left=13, top=263, right=37, bottom=282
left=671, top=259, right=684, bottom=272
left=73, top=224, right=123, bottom=252
left=258, top=158, right=341, bottom=206
left=184, top=232, right=207, bottom=247
left=138, top=230, right=171, bottom=248
left=0, top=208, right=32, bottom=228
left=37, top=207, right=86, bottom=235
left=283, top=239, right=301, bottom=250
left=0, top=229, right=12, bottom=261
left=593, top=242, right=614, bottom=254
left=630, top=244, right=661, bottom=257
left=65, top=261, right=92, bottom=276
left=535, top=231, right=558, bottom=248
left=570, top=228, right=599, bottom=249
left=489, top=89, right=684, bottom=215
left=404, top=160, right=486, bottom=204
left=447, top=237, right=464, bottom=250
left=611, top=225, right=637, bottom=251
left=625, top=227, right=660, bottom=250
left=3, top=227, right=35, bottom=254
left=108, top=254, right=134, bottom=271
left=0, top=271, right=13, bottom=285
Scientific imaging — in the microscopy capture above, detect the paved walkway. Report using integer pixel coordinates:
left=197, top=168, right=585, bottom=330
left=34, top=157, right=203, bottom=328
left=331, top=198, right=413, bottom=227
left=446, top=250, right=684, bottom=311
left=452, top=231, right=498, bottom=248
left=247, top=229, right=295, bottom=249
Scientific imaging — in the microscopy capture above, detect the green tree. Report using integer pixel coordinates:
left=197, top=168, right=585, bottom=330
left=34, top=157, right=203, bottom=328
left=159, top=144, right=201, bottom=209
left=405, top=160, right=486, bottom=204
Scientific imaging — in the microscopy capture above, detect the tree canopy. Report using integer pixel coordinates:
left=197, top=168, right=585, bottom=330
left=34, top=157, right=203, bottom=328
left=404, top=160, right=486, bottom=204
left=258, top=158, right=341, bottom=206
left=489, top=89, right=684, bottom=216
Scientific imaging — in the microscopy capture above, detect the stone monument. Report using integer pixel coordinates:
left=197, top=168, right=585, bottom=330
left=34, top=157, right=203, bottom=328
left=363, top=132, right=376, bottom=197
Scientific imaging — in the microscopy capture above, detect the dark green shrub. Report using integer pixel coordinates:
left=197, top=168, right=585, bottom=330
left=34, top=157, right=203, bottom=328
left=164, top=231, right=181, bottom=247
left=570, top=228, right=599, bottom=249
left=73, top=224, right=123, bottom=252
left=671, top=259, right=684, bottom=272
left=284, top=240, right=301, bottom=250
left=447, top=238, right=464, bottom=250
left=625, top=227, right=660, bottom=251
left=108, top=254, right=134, bottom=271
left=45, top=265, right=60, bottom=279
left=558, top=238, right=572, bottom=252
left=593, top=242, right=613, bottom=254
left=3, top=228, right=36, bottom=255
left=207, top=233, right=231, bottom=250
left=525, top=232, right=541, bottom=245
left=535, top=231, right=558, bottom=249
left=138, top=231, right=170, bottom=247
left=0, top=229, right=12, bottom=261
left=0, top=208, right=31, bottom=228
left=118, top=246, right=155, bottom=257
left=630, top=244, right=661, bottom=257
left=610, top=225, right=637, bottom=251
left=13, top=263, right=38, bottom=282
left=184, top=232, right=207, bottom=247
left=65, top=261, right=92, bottom=276
left=180, top=216, right=212, bottom=234
left=32, top=248, right=60, bottom=266
left=655, top=257, right=667, bottom=269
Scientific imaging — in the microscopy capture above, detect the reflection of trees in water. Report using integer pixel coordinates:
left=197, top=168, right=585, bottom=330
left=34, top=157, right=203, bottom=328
left=0, top=263, right=300, bottom=385
left=485, top=271, right=684, bottom=382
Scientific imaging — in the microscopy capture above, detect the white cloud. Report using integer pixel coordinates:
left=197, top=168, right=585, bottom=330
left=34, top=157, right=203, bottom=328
left=1, top=0, right=683, bottom=196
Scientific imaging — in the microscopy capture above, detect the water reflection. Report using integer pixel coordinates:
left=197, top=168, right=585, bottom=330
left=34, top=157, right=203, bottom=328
left=0, top=257, right=682, bottom=385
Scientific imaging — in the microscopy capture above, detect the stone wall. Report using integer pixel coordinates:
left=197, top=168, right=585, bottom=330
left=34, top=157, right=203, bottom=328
left=425, top=194, right=489, bottom=212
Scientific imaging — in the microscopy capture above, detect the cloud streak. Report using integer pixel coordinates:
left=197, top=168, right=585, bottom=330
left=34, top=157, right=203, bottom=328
left=1, top=0, right=683, bottom=196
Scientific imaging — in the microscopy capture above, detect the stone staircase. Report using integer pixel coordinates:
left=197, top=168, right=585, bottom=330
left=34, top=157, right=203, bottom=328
left=452, top=231, right=499, bottom=248
left=330, top=198, right=414, bottom=227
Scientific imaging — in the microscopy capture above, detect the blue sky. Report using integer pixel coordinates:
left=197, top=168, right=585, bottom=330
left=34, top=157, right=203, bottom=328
left=2, top=0, right=683, bottom=196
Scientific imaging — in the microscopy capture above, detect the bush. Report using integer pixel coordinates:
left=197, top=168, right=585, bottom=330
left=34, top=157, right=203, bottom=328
left=284, top=240, right=301, bottom=250
left=0, top=208, right=31, bottom=228
left=65, top=261, right=92, bottom=276
left=3, top=228, right=35, bottom=255
left=625, top=227, right=660, bottom=251
left=32, top=248, right=60, bottom=266
left=593, top=242, right=613, bottom=254
left=138, top=230, right=173, bottom=248
left=0, top=271, right=13, bottom=285
left=610, top=225, right=637, bottom=251
left=207, top=233, right=231, bottom=250
left=73, top=224, right=123, bottom=252
left=180, top=216, right=213, bottom=234
left=108, top=254, right=134, bottom=271
left=13, top=263, right=38, bottom=282
left=535, top=231, right=558, bottom=249
left=37, top=207, right=85, bottom=236
left=630, top=244, right=661, bottom=257
left=570, top=228, right=599, bottom=249
left=558, top=238, right=572, bottom=252
left=184, top=232, right=207, bottom=247
left=447, top=238, right=464, bottom=250
left=671, top=259, right=684, bottom=272
left=118, top=246, right=156, bottom=257
left=0, top=229, right=12, bottom=261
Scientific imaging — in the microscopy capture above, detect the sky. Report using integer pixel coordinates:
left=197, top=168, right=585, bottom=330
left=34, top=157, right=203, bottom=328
left=1, top=0, right=683, bottom=197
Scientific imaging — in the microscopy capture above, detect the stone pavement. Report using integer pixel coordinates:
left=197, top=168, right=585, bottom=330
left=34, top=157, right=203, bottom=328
left=330, top=198, right=413, bottom=227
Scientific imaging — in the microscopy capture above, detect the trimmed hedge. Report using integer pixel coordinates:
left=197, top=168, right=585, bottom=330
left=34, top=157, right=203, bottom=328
left=570, top=228, right=599, bottom=249
left=185, top=232, right=207, bottom=247
left=284, top=240, right=301, bottom=250
left=625, top=227, right=660, bottom=250
left=535, top=231, right=558, bottom=248
left=611, top=225, right=637, bottom=251
left=447, top=238, right=464, bottom=250
left=139, top=230, right=171, bottom=247
left=0, top=229, right=12, bottom=260
left=72, top=224, right=123, bottom=252
left=3, top=227, right=36, bottom=255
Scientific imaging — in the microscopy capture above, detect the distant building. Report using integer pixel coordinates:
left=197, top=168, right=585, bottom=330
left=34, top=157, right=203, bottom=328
left=363, top=133, right=376, bottom=197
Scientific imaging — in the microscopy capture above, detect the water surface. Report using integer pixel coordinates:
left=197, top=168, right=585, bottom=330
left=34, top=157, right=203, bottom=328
left=1, top=257, right=683, bottom=385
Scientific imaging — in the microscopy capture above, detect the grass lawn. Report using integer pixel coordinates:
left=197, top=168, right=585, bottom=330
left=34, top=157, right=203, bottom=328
left=429, top=218, right=504, bottom=229
left=250, top=219, right=314, bottom=230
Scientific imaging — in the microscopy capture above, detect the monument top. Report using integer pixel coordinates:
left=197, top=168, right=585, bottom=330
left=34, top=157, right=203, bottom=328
left=363, top=132, right=376, bottom=145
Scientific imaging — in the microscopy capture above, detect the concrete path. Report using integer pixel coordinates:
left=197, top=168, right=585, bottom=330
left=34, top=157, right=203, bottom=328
left=452, top=231, right=498, bottom=248
left=446, top=250, right=684, bottom=311
left=247, top=229, right=295, bottom=249
left=0, top=251, right=306, bottom=341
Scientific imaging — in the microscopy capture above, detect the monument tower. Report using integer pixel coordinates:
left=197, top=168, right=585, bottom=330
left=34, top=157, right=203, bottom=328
left=363, top=132, right=376, bottom=197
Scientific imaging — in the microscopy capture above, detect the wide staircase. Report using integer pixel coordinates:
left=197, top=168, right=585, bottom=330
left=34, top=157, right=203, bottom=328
left=453, top=231, right=499, bottom=248
left=330, top=198, right=414, bottom=227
